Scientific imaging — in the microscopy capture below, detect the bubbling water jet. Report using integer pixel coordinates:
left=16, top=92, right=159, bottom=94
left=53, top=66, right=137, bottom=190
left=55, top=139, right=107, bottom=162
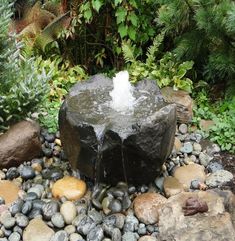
left=109, top=71, right=135, bottom=113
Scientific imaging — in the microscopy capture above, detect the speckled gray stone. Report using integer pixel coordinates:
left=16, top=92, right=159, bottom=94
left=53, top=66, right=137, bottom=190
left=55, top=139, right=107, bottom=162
left=180, top=142, right=193, bottom=154
left=206, top=170, right=233, bottom=187
left=122, top=232, right=139, bottom=241
left=51, top=213, right=65, bottom=228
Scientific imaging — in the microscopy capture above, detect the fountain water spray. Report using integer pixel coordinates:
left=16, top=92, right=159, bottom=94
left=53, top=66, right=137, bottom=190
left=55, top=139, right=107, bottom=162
left=110, top=71, right=135, bottom=113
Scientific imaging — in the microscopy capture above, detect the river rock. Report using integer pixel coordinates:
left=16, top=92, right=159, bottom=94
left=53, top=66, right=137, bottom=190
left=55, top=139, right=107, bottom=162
left=0, top=121, right=41, bottom=168
left=59, top=75, right=176, bottom=184
left=205, top=170, right=234, bottom=188
left=50, top=230, right=68, bottom=241
left=23, top=218, right=54, bottom=241
left=178, top=124, right=188, bottom=134
left=158, top=191, right=235, bottom=241
left=199, top=152, right=212, bottom=167
left=138, top=236, right=159, bottom=241
left=0, top=180, right=20, bottom=205
left=52, top=176, right=86, bottom=200
left=0, top=211, right=15, bottom=229
left=133, top=193, right=167, bottom=224
left=51, top=213, right=65, bottom=228
left=173, top=137, right=182, bottom=153
left=163, top=176, right=184, bottom=197
left=207, top=161, right=223, bottom=173
left=161, top=86, right=193, bottom=123
left=60, top=201, right=77, bottom=224
left=173, top=164, right=206, bottom=190
left=180, top=142, right=193, bottom=154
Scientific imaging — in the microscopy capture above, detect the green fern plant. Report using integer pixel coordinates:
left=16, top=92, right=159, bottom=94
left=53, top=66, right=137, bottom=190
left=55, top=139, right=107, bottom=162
left=122, top=34, right=193, bottom=92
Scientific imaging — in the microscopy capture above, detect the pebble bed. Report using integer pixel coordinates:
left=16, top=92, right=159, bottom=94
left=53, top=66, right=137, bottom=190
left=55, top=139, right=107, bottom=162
left=0, top=124, right=232, bottom=241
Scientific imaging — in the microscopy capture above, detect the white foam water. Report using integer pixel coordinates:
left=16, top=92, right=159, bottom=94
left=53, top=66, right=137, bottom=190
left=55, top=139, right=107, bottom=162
left=109, top=71, right=136, bottom=113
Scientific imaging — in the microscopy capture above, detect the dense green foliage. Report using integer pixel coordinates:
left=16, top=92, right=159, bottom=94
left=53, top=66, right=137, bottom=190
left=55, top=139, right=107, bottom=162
left=15, top=0, right=159, bottom=73
left=157, top=0, right=235, bottom=85
left=193, top=89, right=235, bottom=153
left=0, top=0, right=49, bottom=130
left=122, top=34, right=194, bottom=92
left=35, top=56, right=87, bottom=132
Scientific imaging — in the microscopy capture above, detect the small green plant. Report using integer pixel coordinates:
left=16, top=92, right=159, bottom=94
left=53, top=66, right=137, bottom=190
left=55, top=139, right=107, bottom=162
left=193, top=89, right=235, bottom=153
left=35, top=56, right=88, bottom=132
left=35, top=56, right=88, bottom=102
left=38, top=101, right=61, bottom=133
left=122, top=34, right=194, bottom=92
left=0, top=0, right=49, bottom=130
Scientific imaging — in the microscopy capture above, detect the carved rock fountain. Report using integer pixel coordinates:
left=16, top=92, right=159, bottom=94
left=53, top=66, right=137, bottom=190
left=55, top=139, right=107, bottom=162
left=59, top=71, right=176, bottom=184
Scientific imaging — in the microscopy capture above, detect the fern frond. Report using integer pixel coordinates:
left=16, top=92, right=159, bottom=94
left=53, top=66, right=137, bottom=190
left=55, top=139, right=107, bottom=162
left=146, top=33, right=164, bottom=66
left=121, top=41, right=136, bottom=63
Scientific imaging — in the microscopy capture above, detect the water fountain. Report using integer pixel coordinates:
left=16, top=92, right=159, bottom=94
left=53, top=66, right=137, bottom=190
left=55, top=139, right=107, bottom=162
left=59, top=71, right=176, bottom=184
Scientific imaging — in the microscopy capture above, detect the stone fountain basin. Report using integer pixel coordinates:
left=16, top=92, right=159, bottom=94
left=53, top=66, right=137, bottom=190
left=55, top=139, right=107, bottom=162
left=59, top=74, right=176, bottom=184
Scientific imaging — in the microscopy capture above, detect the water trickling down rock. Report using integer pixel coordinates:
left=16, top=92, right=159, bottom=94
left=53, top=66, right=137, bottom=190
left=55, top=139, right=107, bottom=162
left=59, top=72, right=176, bottom=184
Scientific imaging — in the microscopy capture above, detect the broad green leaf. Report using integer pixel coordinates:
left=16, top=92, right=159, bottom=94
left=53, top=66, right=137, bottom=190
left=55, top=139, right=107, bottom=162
left=114, top=0, right=122, bottom=6
left=84, top=8, right=92, bottom=22
left=118, top=23, right=127, bottom=38
left=128, top=26, right=136, bottom=40
left=128, top=13, right=138, bottom=26
left=115, top=7, right=127, bottom=24
left=92, top=0, right=103, bottom=12
left=129, top=0, right=137, bottom=8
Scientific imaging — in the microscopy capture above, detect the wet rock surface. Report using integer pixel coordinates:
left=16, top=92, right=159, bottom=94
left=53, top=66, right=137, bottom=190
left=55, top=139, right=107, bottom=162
left=59, top=75, right=176, bottom=184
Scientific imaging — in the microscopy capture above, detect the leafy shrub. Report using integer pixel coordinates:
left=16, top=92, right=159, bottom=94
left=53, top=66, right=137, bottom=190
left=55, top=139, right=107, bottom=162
left=0, top=0, right=49, bottom=130
left=193, top=89, right=235, bottom=153
left=157, top=0, right=235, bottom=85
left=35, top=56, right=87, bottom=132
left=122, top=34, right=193, bottom=92
left=13, top=0, right=159, bottom=73
left=35, top=56, right=88, bottom=102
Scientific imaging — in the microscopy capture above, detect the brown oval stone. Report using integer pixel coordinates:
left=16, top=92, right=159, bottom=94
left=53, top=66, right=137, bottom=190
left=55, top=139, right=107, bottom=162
left=163, top=176, right=184, bottom=197
left=173, top=163, right=206, bottom=190
left=133, top=193, right=167, bottom=224
left=0, top=180, right=20, bottom=205
left=52, top=176, right=86, bottom=201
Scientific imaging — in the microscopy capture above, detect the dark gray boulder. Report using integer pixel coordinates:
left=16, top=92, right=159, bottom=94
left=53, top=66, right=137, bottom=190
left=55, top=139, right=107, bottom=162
left=59, top=74, right=176, bottom=184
